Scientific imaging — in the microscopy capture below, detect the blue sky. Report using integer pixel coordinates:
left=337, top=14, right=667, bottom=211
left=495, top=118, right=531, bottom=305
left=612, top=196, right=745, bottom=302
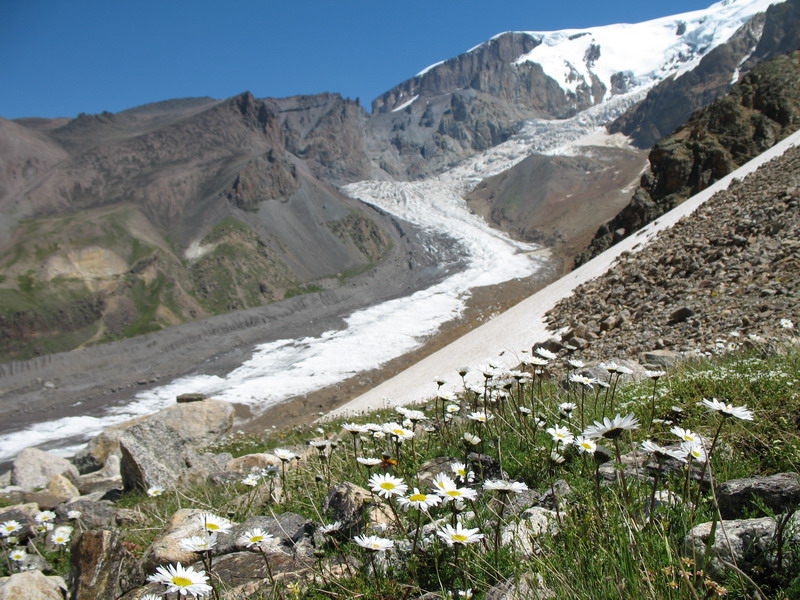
left=1, top=0, right=718, bottom=119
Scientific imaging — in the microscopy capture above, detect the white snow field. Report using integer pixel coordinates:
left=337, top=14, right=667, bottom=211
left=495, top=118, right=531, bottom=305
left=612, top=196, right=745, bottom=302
left=328, top=129, right=800, bottom=418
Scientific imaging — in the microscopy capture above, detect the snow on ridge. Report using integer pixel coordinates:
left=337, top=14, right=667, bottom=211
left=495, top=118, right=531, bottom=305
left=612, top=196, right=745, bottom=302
left=512, top=0, right=782, bottom=97
left=392, top=95, right=419, bottom=112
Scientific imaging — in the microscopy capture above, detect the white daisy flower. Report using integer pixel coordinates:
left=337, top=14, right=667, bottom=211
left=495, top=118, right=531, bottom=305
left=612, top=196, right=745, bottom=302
left=238, top=528, right=274, bottom=548
left=583, top=413, right=640, bottom=440
left=368, top=473, right=408, bottom=499
left=463, top=432, right=481, bottom=446
left=34, top=511, right=56, bottom=524
left=67, top=510, right=82, bottom=520
left=0, top=520, right=21, bottom=536
left=147, top=562, right=213, bottom=597
left=574, top=435, right=597, bottom=454
left=398, top=488, right=442, bottom=511
left=780, top=318, right=794, bottom=329
left=241, top=474, right=260, bottom=487
left=382, top=422, right=414, bottom=440
left=273, top=448, right=298, bottom=462
left=681, top=440, right=707, bottom=462
left=353, top=534, right=394, bottom=552
left=342, top=422, right=369, bottom=435
left=437, top=523, right=484, bottom=546
left=179, top=534, right=217, bottom=552
left=482, top=479, right=528, bottom=494
left=670, top=426, right=701, bottom=443
left=356, top=457, right=382, bottom=467
left=546, top=425, right=574, bottom=445
left=195, top=512, right=233, bottom=534
left=467, top=411, right=492, bottom=423
left=318, top=522, right=342, bottom=535
left=535, top=347, right=557, bottom=360
left=450, top=461, right=475, bottom=483
left=701, top=398, right=754, bottom=420
left=446, top=404, right=461, bottom=414
left=640, top=440, right=687, bottom=463
left=569, top=373, right=595, bottom=387
left=147, top=485, right=165, bottom=497
left=567, top=359, right=586, bottom=369
left=8, top=548, right=26, bottom=562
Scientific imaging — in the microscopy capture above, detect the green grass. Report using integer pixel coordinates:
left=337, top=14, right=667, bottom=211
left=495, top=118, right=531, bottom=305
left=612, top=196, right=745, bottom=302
left=74, top=342, right=799, bottom=599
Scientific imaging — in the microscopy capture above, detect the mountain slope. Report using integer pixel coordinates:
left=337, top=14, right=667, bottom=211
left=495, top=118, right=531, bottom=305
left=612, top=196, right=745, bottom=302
left=577, top=49, right=800, bottom=265
left=0, top=93, right=394, bottom=361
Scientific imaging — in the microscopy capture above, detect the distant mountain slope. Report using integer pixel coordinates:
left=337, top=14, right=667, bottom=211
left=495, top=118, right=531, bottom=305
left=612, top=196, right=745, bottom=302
left=0, top=93, right=393, bottom=361
left=577, top=50, right=800, bottom=265
left=367, top=0, right=787, bottom=178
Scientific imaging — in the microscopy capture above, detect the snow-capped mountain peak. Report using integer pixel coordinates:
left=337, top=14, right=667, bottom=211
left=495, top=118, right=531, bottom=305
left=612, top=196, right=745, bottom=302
left=477, top=0, right=781, bottom=100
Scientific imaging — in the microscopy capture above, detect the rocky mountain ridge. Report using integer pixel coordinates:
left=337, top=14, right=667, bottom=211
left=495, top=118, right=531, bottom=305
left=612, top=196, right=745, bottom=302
left=578, top=49, right=800, bottom=265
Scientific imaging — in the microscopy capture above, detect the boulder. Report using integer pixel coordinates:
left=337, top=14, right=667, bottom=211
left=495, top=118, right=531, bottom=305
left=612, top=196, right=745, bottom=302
left=322, top=482, right=372, bottom=535
left=638, top=349, right=681, bottom=369
left=139, top=508, right=207, bottom=572
left=684, top=513, right=800, bottom=578
left=215, top=512, right=314, bottom=556
left=0, top=570, right=67, bottom=600
left=69, top=529, right=144, bottom=600
left=55, top=499, right=142, bottom=530
left=46, top=474, right=80, bottom=500
left=11, top=448, right=79, bottom=491
left=118, top=420, right=230, bottom=491
left=76, top=399, right=235, bottom=470
left=76, top=455, right=122, bottom=495
left=717, top=472, right=800, bottom=519
left=226, top=453, right=280, bottom=474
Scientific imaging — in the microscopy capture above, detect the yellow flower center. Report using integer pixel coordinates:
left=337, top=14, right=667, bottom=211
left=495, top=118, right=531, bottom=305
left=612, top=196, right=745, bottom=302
left=409, top=494, right=427, bottom=502
left=172, top=576, right=193, bottom=587
left=452, top=534, right=468, bottom=542
left=250, top=536, right=263, bottom=542
left=206, top=524, right=219, bottom=530
left=380, top=482, right=395, bottom=490
left=445, top=490, right=461, bottom=497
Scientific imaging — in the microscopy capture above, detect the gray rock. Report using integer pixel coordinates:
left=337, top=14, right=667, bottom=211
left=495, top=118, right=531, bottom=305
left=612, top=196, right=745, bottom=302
left=118, top=420, right=230, bottom=492
left=322, top=482, right=372, bottom=535
left=486, top=572, right=555, bottom=599
left=668, top=307, right=695, bottom=325
left=139, top=508, right=208, bottom=572
left=76, top=455, right=122, bottom=495
left=77, top=398, right=235, bottom=471
left=501, top=507, right=560, bottom=556
left=215, top=512, right=314, bottom=555
left=638, top=349, right=681, bottom=368
left=717, top=472, right=800, bottom=519
left=56, top=499, right=142, bottom=530
left=69, top=529, right=144, bottom=600
left=684, top=513, right=800, bottom=578
left=0, top=570, right=67, bottom=600
left=11, top=448, right=79, bottom=491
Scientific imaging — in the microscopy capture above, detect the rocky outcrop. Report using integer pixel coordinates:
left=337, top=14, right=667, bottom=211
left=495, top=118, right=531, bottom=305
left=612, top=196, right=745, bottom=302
left=547, top=142, right=800, bottom=364
left=579, top=50, right=800, bottom=265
